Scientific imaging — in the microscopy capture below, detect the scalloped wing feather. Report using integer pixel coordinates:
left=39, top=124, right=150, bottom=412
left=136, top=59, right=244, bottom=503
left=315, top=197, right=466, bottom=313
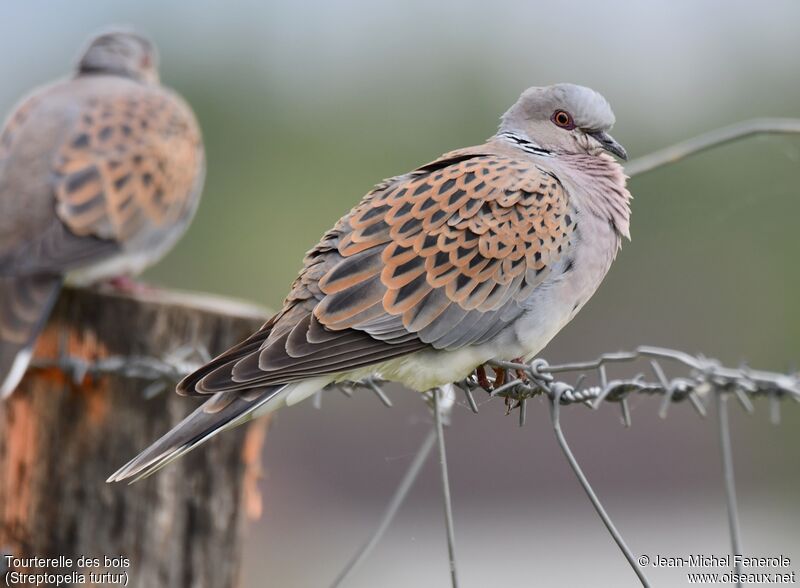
left=183, top=148, right=576, bottom=396
left=316, top=151, right=575, bottom=344
left=52, top=88, right=203, bottom=243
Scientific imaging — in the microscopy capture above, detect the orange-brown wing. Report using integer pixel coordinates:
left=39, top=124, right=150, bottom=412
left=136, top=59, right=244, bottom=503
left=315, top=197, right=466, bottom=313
left=52, top=88, right=203, bottom=243
left=314, top=151, right=576, bottom=347
left=182, top=150, right=576, bottom=395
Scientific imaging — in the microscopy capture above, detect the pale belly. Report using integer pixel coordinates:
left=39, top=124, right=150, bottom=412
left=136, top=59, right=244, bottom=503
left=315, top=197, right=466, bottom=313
left=66, top=247, right=164, bottom=285
left=65, top=212, right=194, bottom=286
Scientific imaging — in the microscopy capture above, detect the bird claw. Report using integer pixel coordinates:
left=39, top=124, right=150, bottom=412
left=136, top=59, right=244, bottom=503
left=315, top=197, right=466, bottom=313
left=474, top=358, right=529, bottom=394
left=504, top=396, right=522, bottom=415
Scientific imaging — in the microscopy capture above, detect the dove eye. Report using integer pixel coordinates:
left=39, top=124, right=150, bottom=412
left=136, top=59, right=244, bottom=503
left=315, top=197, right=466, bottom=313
left=552, top=110, right=575, bottom=130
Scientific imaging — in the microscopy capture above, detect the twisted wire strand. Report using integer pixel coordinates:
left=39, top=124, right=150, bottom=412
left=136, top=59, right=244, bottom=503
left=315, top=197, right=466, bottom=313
left=31, top=336, right=799, bottom=413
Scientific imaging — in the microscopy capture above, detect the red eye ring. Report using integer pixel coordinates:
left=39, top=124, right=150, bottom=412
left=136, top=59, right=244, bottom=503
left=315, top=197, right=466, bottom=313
left=552, top=110, right=575, bottom=130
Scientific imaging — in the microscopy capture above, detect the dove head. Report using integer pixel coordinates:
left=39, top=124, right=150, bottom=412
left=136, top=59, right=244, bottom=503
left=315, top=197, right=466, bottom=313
left=77, top=30, right=159, bottom=84
left=500, top=83, right=626, bottom=160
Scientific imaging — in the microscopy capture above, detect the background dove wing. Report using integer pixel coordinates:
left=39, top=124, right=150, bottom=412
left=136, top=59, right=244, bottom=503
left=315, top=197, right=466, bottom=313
left=0, top=80, right=203, bottom=275
left=52, top=86, right=203, bottom=244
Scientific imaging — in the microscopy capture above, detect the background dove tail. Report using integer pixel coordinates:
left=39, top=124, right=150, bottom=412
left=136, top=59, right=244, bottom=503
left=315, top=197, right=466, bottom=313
left=107, top=384, right=291, bottom=484
left=0, top=274, right=63, bottom=399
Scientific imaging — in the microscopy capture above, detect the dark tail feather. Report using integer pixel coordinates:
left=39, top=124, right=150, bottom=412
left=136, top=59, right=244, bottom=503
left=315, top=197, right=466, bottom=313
left=106, top=384, right=287, bottom=483
left=176, top=318, right=276, bottom=397
left=0, top=274, right=63, bottom=398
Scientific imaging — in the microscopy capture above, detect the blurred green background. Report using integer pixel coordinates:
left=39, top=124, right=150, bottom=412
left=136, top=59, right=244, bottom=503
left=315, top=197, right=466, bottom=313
left=2, top=1, right=798, bottom=586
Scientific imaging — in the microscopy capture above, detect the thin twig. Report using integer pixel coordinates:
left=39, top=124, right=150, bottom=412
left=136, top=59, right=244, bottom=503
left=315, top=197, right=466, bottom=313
left=331, top=429, right=437, bottom=588
left=548, top=390, right=651, bottom=588
left=434, top=389, right=459, bottom=588
left=625, top=118, right=800, bottom=177
left=716, top=395, right=743, bottom=587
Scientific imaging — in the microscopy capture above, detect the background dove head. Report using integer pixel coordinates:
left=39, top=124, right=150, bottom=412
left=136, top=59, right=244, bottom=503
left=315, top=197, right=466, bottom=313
left=77, top=30, right=159, bottom=84
left=500, top=83, right=627, bottom=160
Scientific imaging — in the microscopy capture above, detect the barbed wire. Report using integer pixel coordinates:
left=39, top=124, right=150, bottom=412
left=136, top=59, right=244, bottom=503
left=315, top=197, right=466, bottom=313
left=34, top=343, right=797, bottom=412
left=27, top=341, right=799, bottom=588
left=30, top=342, right=210, bottom=398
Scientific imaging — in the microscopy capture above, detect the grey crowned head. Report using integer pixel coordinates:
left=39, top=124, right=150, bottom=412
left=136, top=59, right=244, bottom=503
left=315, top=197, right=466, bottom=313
left=76, top=29, right=160, bottom=84
left=500, top=83, right=627, bottom=160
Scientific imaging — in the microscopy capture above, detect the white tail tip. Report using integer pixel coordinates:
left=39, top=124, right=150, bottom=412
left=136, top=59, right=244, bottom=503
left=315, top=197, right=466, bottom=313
left=1, top=347, right=33, bottom=399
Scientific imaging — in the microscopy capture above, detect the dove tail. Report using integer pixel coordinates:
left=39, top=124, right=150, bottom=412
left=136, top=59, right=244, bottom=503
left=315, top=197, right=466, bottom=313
left=106, top=384, right=290, bottom=483
left=0, top=274, right=63, bottom=399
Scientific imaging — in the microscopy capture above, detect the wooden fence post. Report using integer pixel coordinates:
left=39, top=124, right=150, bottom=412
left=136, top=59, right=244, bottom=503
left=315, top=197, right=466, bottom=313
left=0, top=285, right=268, bottom=588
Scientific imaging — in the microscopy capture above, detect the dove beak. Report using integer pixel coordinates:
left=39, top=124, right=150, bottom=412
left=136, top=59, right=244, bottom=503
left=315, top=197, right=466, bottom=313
left=588, top=130, right=628, bottom=161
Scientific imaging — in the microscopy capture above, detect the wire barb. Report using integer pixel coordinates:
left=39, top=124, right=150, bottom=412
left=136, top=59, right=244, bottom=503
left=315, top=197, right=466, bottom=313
left=770, top=395, right=781, bottom=425
left=518, top=398, right=527, bottom=427
left=364, top=378, right=393, bottom=408
left=462, top=385, right=479, bottom=414
left=620, top=397, right=632, bottom=428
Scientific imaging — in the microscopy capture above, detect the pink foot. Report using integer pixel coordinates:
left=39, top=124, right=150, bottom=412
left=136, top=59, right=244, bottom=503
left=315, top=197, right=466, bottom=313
left=104, top=276, right=156, bottom=295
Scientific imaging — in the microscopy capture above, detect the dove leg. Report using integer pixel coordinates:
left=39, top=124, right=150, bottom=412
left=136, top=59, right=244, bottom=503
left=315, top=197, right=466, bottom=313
left=475, top=365, right=491, bottom=390
left=492, top=366, right=507, bottom=388
left=473, top=357, right=530, bottom=395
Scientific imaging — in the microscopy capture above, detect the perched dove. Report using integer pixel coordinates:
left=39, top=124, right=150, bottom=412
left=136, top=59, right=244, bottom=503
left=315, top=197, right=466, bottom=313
left=109, top=83, right=630, bottom=482
left=0, top=31, right=205, bottom=398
